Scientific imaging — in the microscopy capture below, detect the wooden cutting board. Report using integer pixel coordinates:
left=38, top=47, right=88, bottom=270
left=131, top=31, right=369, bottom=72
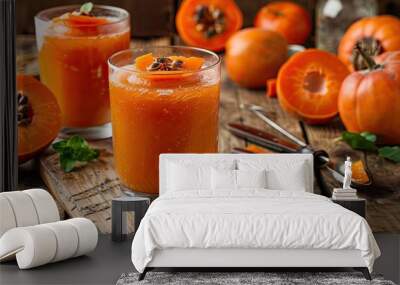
left=39, top=139, right=134, bottom=234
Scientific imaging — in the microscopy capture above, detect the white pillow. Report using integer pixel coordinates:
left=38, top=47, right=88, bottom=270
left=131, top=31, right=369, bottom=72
left=211, top=169, right=236, bottom=190
left=236, top=169, right=267, bottom=188
left=166, top=159, right=236, bottom=192
left=238, top=159, right=309, bottom=192
left=266, top=165, right=307, bottom=192
left=167, top=162, right=211, bottom=191
left=211, top=169, right=267, bottom=190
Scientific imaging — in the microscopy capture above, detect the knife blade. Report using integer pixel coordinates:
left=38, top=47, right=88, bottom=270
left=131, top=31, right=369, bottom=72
left=227, top=123, right=300, bottom=153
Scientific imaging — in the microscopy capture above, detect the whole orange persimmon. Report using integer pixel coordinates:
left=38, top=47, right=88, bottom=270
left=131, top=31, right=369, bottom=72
left=339, top=48, right=400, bottom=144
left=338, top=15, right=400, bottom=70
left=225, top=28, right=288, bottom=89
left=254, top=1, right=311, bottom=45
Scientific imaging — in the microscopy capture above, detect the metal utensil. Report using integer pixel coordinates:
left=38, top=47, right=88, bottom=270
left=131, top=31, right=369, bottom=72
left=228, top=104, right=372, bottom=187
left=227, top=123, right=299, bottom=153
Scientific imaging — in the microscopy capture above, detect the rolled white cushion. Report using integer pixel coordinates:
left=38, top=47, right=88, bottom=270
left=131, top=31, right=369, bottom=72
left=0, top=192, right=39, bottom=227
left=0, top=226, right=57, bottom=269
left=0, top=196, right=17, bottom=237
left=0, top=218, right=98, bottom=269
left=42, top=221, right=79, bottom=262
left=65, top=218, right=98, bottom=257
left=23, top=189, right=59, bottom=224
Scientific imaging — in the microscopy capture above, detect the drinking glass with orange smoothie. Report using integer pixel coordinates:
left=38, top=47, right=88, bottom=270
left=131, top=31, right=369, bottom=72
left=35, top=3, right=130, bottom=138
left=108, top=47, right=221, bottom=195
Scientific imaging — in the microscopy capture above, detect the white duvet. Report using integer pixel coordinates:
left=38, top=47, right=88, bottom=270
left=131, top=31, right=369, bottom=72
left=131, top=190, right=380, bottom=273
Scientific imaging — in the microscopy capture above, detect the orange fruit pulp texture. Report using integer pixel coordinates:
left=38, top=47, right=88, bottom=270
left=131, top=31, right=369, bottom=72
left=17, top=75, right=62, bottom=162
left=277, top=49, right=349, bottom=124
left=110, top=54, right=220, bottom=194
left=39, top=14, right=130, bottom=128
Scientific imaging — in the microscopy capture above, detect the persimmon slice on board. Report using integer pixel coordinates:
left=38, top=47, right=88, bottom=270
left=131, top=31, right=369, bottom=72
left=17, top=75, right=61, bottom=163
left=277, top=49, right=349, bottom=124
left=176, top=0, right=243, bottom=51
left=266, top=78, right=277, bottom=97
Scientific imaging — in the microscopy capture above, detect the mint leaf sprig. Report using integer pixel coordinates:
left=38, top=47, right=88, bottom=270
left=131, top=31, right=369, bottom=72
left=338, top=131, right=400, bottom=163
left=378, top=146, right=400, bottom=163
left=340, top=131, right=377, bottom=151
left=52, top=135, right=100, bottom=172
left=80, top=2, right=94, bottom=15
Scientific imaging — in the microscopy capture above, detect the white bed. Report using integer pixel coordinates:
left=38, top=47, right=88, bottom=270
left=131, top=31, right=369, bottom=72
left=131, top=154, right=380, bottom=280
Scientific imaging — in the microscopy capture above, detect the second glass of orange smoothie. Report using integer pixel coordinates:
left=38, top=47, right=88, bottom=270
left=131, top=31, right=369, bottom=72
left=35, top=4, right=130, bottom=138
left=108, top=47, right=221, bottom=195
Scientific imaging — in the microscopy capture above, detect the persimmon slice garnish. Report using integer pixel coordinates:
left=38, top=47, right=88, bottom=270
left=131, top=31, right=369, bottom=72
left=63, top=14, right=109, bottom=27
left=17, top=75, right=61, bottom=163
left=135, top=53, right=205, bottom=73
left=131, top=53, right=205, bottom=84
left=277, top=49, right=349, bottom=124
left=52, top=2, right=110, bottom=32
left=176, top=0, right=243, bottom=51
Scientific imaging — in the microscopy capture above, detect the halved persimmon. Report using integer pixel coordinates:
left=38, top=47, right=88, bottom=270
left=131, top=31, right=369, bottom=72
left=277, top=49, right=349, bottom=124
left=17, top=75, right=61, bottom=162
left=176, top=0, right=243, bottom=52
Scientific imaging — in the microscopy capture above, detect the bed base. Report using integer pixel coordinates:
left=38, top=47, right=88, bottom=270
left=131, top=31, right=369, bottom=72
left=138, top=267, right=371, bottom=281
left=138, top=248, right=372, bottom=281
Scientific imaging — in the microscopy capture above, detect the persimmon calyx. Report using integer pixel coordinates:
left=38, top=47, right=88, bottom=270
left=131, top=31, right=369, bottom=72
left=353, top=39, right=382, bottom=71
left=266, top=8, right=284, bottom=17
left=194, top=5, right=225, bottom=38
left=147, top=57, right=184, bottom=71
left=17, top=92, right=33, bottom=126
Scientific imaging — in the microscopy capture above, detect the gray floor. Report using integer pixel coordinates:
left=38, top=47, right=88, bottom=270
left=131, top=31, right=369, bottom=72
left=0, top=234, right=399, bottom=285
left=374, top=234, right=400, bottom=284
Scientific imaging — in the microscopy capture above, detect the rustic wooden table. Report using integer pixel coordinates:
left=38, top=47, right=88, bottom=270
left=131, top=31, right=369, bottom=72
left=16, top=35, right=400, bottom=234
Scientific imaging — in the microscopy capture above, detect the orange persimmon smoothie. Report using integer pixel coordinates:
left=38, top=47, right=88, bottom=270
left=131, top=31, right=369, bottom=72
left=35, top=4, right=130, bottom=129
left=109, top=48, right=221, bottom=194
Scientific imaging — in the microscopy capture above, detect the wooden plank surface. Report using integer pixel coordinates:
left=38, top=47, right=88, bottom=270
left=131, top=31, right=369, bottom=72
left=17, top=35, right=399, bottom=234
